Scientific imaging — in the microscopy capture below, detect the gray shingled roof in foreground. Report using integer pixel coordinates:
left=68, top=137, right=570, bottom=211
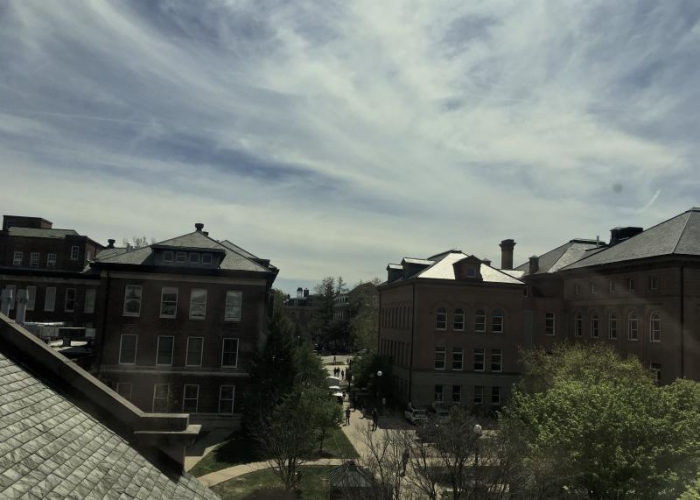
left=0, top=352, right=220, bottom=500
left=514, top=239, right=603, bottom=275
left=563, top=207, right=700, bottom=270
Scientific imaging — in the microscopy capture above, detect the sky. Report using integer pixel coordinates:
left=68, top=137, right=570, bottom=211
left=1, top=1, right=700, bottom=295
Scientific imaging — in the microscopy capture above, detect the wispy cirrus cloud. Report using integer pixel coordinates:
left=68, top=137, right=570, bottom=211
left=1, top=0, right=699, bottom=292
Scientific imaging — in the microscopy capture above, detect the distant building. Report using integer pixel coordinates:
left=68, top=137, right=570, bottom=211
left=284, top=286, right=315, bottom=328
left=92, top=223, right=278, bottom=430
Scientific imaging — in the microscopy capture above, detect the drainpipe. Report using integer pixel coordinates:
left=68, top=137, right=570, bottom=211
left=680, top=265, right=685, bottom=378
left=97, top=271, right=112, bottom=375
left=408, top=282, right=416, bottom=403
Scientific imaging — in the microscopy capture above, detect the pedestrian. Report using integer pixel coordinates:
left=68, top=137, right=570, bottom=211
left=400, top=448, right=410, bottom=476
left=345, top=407, right=351, bottom=426
left=341, top=369, right=345, bottom=379
left=371, top=409, right=379, bottom=431
left=333, top=354, right=336, bottom=363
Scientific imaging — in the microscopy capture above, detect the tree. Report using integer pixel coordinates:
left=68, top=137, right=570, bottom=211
left=500, top=344, right=700, bottom=499
left=306, top=387, right=343, bottom=454
left=122, top=236, right=156, bottom=248
left=349, top=279, right=380, bottom=352
left=310, top=276, right=347, bottom=348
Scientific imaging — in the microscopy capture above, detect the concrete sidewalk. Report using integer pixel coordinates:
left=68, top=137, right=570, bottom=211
left=197, top=458, right=345, bottom=487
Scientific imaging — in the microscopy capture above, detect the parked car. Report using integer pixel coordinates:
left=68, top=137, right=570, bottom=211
left=404, top=407, right=428, bottom=425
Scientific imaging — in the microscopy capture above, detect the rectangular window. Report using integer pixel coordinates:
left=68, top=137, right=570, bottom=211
left=186, top=337, right=204, bottom=366
left=189, top=253, right=200, bottom=264
left=492, top=386, right=502, bottom=406
left=545, top=312, right=555, bottom=336
left=475, top=311, right=486, bottom=332
left=474, top=386, right=484, bottom=405
left=491, top=349, right=502, bottom=372
left=163, top=250, right=174, bottom=263
left=84, top=289, right=96, bottom=314
left=219, top=385, right=235, bottom=414
left=222, top=338, right=239, bottom=367
left=70, top=246, right=80, bottom=260
left=183, top=384, right=199, bottom=413
left=452, top=347, right=463, bottom=371
left=46, top=253, right=57, bottom=268
left=119, top=334, right=138, bottom=364
left=64, top=288, right=76, bottom=312
left=650, top=363, right=661, bottom=385
left=649, top=276, right=658, bottom=290
left=628, top=278, right=636, bottom=292
left=12, top=252, right=22, bottom=266
left=30, top=252, right=40, bottom=268
left=434, top=385, right=443, bottom=403
left=609, top=314, right=618, bottom=340
left=452, top=385, right=462, bottom=404
left=225, top=291, right=243, bottom=322
left=26, top=286, right=36, bottom=311
left=44, top=287, right=56, bottom=312
left=202, top=253, right=213, bottom=265
left=434, top=346, right=446, bottom=370
left=123, top=285, right=142, bottom=317
left=116, top=383, right=132, bottom=401
left=436, top=308, right=447, bottom=330
left=474, top=348, right=485, bottom=372
left=453, top=310, right=464, bottom=331
left=175, top=251, right=186, bottom=263
left=156, top=336, right=174, bottom=366
left=153, top=384, right=169, bottom=412
left=189, top=289, right=207, bottom=319
left=160, top=287, right=178, bottom=318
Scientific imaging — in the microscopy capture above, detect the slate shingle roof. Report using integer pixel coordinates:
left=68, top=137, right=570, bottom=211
left=0, top=351, right=220, bottom=500
left=7, top=227, right=79, bottom=239
left=514, top=239, right=604, bottom=275
left=390, top=251, right=523, bottom=284
left=563, top=207, right=700, bottom=270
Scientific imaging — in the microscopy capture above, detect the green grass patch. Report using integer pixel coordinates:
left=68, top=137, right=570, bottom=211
left=211, top=465, right=334, bottom=500
left=190, top=432, right=261, bottom=477
left=320, top=426, right=359, bottom=459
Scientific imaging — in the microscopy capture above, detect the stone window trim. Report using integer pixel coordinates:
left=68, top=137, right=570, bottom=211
left=160, top=287, right=178, bottom=319
left=221, top=338, right=239, bottom=368
left=435, top=307, right=447, bottom=330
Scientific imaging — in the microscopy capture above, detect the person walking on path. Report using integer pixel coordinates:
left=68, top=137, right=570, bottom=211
left=345, top=407, right=351, bottom=426
left=371, top=409, right=379, bottom=431
left=341, top=369, right=345, bottom=379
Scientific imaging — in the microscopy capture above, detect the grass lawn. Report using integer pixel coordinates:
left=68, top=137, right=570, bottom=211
left=211, top=465, right=334, bottom=500
left=191, top=427, right=358, bottom=477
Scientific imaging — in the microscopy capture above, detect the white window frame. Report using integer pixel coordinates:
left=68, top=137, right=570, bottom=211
left=186, top=337, right=204, bottom=366
left=590, top=313, right=600, bottom=339
left=26, top=286, right=36, bottom=311
left=70, top=246, right=80, bottom=260
left=84, top=288, right=96, bottom=314
left=160, top=287, right=179, bottom=318
left=152, top=384, right=169, bottom=413
left=163, top=250, right=174, bottom=263
left=123, top=285, right=142, bottom=317
left=219, top=385, right=235, bottom=414
left=47, top=253, right=57, bottom=268
left=434, top=346, right=446, bottom=370
left=452, top=347, right=463, bottom=371
left=64, top=288, right=76, bottom=312
left=545, top=312, right=555, bottom=336
left=189, top=289, right=207, bottom=320
left=609, top=313, right=618, bottom=340
left=452, top=385, right=462, bottom=404
left=453, top=309, right=465, bottom=331
left=202, top=253, right=213, bottom=265
left=156, top=335, right=175, bottom=366
left=435, top=308, right=447, bottom=330
left=650, top=312, right=661, bottom=343
left=491, top=349, right=502, bottom=372
left=116, top=382, right=133, bottom=401
left=119, top=334, right=138, bottom=365
left=175, top=251, right=187, bottom=263
left=575, top=312, right=583, bottom=337
left=5, top=285, right=16, bottom=310
left=44, top=287, right=56, bottom=312
left=492, top=310, right=504, bottom=334
left=12, top=252, right=22, bottom=266
left=224, top=290, right=243, bottom=322
left=434, top=384, right=444, bottom=403
left=183, top=384, right=200, bottom=413
left=474, top=348, right=485, bottom=372
left=221, top=338, right=239, bottom=368
left=189, top=253, right=200, bottom=264
left=628, top=312, right=639, bottom=341
left=474, top=386, right=484, bottom=405
left=475, top=310, right=486, bottom=333
left=30, top=252, right=40, bottom=268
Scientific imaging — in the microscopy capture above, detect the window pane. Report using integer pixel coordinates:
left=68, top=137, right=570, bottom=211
left=45, top=287, right=56, bottom=311
left=187, top=337, right=203, bottom=366
left=160, top=287, right=178, bottom=317
left=492, top=310, right=503, bottom=333
left=157, top=336, right=174, bottom=365
left=120, top=335, right=137, bottom=364
left=222, top=338, right=239, bottom=367
left=190, top=289, right=207, bottom=319
left=475, top=310, right=485, bottom=332
left=123, top=285, right=142, bottom=316
left=84, top=289, right=96, bottom=314
left=225, top=291, right=242, bottom=321
left=436, top=308, right=446, bottom=330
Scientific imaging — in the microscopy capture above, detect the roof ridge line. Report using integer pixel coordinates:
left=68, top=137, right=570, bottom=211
left=671, top=210, right=693, bottom=255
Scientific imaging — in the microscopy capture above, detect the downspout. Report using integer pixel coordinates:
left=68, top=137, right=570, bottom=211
left=408, top=282, right=416, bottom=403
left=680, top=265, right=685, bottom=378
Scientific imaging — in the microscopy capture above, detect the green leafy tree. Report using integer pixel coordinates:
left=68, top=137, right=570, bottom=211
left=310, top=276, right=347, bottom=348
left=349, top=279, right=380, bottom=352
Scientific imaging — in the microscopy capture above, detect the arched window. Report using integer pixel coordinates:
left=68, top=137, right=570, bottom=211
left=492, top=310, right=504, bottom=334
left=475, top=310, right=486, bottom=332
left=608, top=312, right=617, bottom=340
left=628, top=312, right=638, bottom=341
left=590, top=312, right=600, bottom=338
left=453, top=309, right=465, bottom=331
left=650, top=312, right=661, bottom=342
left=575, top=312, right=583, bottom=337
left=436, top=307, right=447, bottom=330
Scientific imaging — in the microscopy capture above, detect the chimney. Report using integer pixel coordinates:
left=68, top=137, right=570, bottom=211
left=107, top=239, right=115, bottom=249
left=195, top=223, right=204, bottom=232
left=15, top=289, right=28, bottom=325
left=529, top=255, right=539, bottom=275
left=1, top=288, right=13, bottom=316
left=297, top=287, right=303, bottom=299
left=499, top=239, right=516, bottom=270
left=609, top=227, right=643, bottom=246
left=202, top=231, right=209, bottom=236
left=304, top=288, right=309, bottom=298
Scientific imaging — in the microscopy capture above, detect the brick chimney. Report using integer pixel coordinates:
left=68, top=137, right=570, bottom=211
left=297, top=287, right=303, bottom=299
left=304, top=288, right=309, bottom=298
left=107, top=239, right=115, bottom=249
left=529, top=255, right=539, bottom=275
left=499, top=239, right=516, bottom=270
left=195, top=223, right=204, bottom=232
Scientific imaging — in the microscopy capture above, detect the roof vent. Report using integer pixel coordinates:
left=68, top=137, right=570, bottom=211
left=195, top=223, right=204, bottom=232
left=529, top=255, right=539, bottom=274
left=107, top=239, right=115, bottom=249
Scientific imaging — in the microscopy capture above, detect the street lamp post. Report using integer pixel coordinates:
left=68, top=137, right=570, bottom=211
left=376, top=370, right=383, bottom=413
left=473, top=423, right=483, bottom=499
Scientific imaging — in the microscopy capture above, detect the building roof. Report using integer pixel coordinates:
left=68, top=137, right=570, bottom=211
left=7, top=227, right=79, bottom=239
left=0, top=316, right=220, bottom=500
left=95, top=247, right=129, bottom=260
left=562, top=207, right=700, bottom=270
left=95, top=230, right=274, bottom=274
left=515, top=239, right=604, bottom=275
left=411, top=251, right=524, bottom=284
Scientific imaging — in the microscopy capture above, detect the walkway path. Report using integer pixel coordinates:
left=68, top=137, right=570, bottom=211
left=198, top=458, right=345, bottom=487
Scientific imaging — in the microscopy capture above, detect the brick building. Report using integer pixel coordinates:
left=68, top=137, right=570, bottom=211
left=92, top=223, right=278, bottom=429
left=379, top=207, right=700, bottom=410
